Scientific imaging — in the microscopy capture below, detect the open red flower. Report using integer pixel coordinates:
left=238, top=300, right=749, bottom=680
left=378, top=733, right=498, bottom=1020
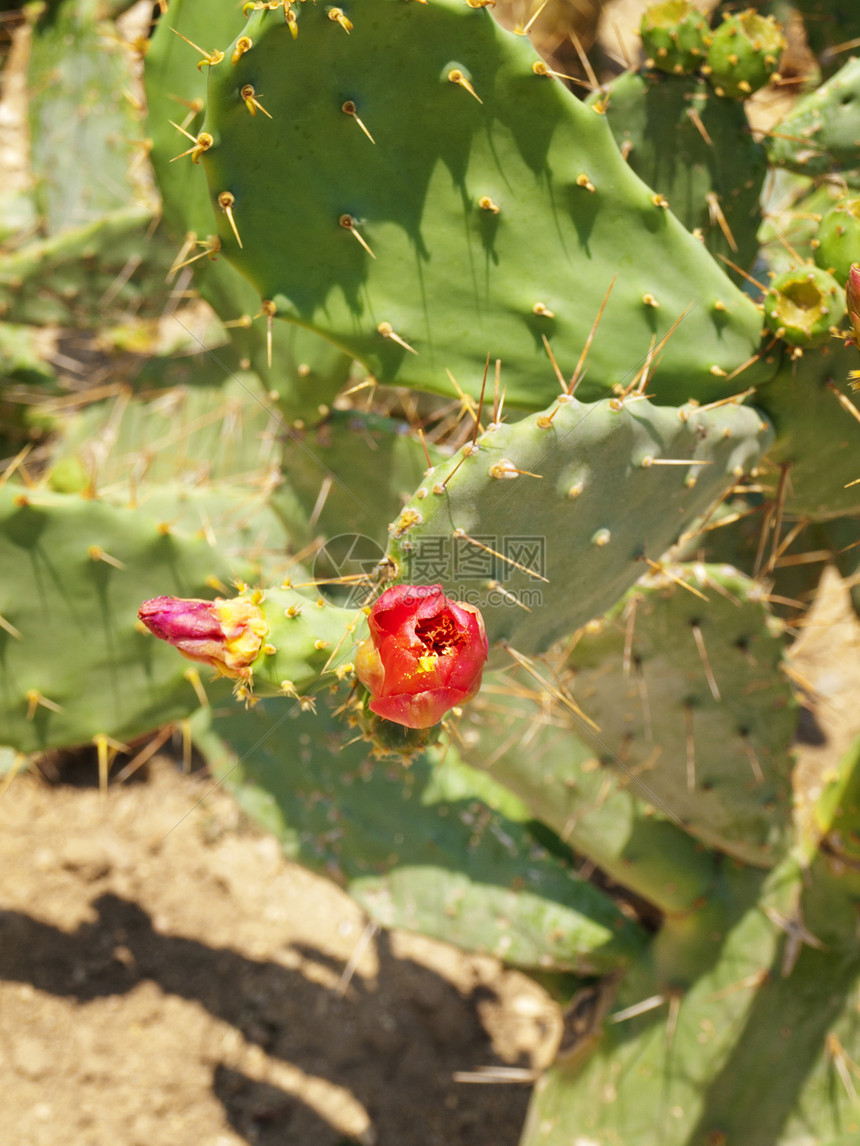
left=138, top=595, right=267, bottom=680
left=355, top=584, right=488, bottom=729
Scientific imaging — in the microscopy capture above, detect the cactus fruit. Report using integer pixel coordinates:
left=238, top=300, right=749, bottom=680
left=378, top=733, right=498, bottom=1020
left=703, top=9, right=786, bottom=100
left=763, top=264, right=847, bottom=347
left=640, top=1, right=711, bottom=77
left=815, top=197, right=860, bottom=285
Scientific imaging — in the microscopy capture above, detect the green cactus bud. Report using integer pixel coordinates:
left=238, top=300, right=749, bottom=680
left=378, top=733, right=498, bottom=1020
left=640, top=0, right=710, bottom=76
left=704, top=10, right=785, bottom=100
left=816, top=198, right=860, bottom=286
left=763, top=265, right=846, bottom=347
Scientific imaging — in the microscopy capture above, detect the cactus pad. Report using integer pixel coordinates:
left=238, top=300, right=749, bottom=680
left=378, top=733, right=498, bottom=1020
left=385, top=391, right=773, bottom=655
left=0, top=486, right=253, bottom=753
left=563, top=564, right=798, bottom=866
left=198, top=0, right=771, bottom=408
left=192, top=692, right=648, bottom=973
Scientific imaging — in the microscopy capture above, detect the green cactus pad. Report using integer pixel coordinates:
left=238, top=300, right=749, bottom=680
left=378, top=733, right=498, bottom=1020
left=766, top=56, right=860, bottom=176
left=564, top=564, right=798, bottom=866
left=520, top=857, right=860, bottom=1146
left=385, top=392, right=773, bottom=655
left=0, top=206, right=173, bottom=327
left=143, top=0, right=355, bottom=422
left=457, top=675, right=720, bottom=914
left=192, top=691, right=648, bottom=973
left=199, top=0, right=772, bottom=409
left=815, top=197, right=860, bottom=286
left=0, top=323, right=57, bottom=388
left=704, top=9, right=785, bottom=101
left=763, top=264, right=846, bottom=347
left=207, top=585, right=360, bottom=698
left=671, top=496, right=834, bottom=623
left=754, top=340, right=860, bottom=519
left=592, top=71, right=766, bottom=275
left=0, top=485, right=255, bottom=754
left=640, top=1, right=711, bottom=76
left=280, top=409, right=438, bottom=553
left=26, top=0, right=146, bottom=232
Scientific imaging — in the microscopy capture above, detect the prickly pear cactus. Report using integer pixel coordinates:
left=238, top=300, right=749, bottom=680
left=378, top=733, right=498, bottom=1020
left=3, top=0, right=860, bottom=1142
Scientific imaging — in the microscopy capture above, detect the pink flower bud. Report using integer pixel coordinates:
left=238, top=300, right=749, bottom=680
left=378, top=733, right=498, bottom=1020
left=138, top=595, right=268, bottom=680
left=355, top=584, right=488, bottom=729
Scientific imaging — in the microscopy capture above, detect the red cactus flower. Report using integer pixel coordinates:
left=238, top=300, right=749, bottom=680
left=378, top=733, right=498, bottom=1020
left=138, top=595, right=267, bottom=680
left=355, top=584, right=488, bottom=729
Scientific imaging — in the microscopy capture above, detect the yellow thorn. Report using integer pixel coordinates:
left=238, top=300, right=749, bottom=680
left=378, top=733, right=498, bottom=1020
left=532, top=59, right=581, bottom=85
left=218, top=191, right=243, bottom=248
left=478, top=195, right=500, bottom=213
left=533, top=302, right=555, bottom=318
left=328, top=6, right=353, bottom=33
left=453, top=528, right=549, bottom=582
left=342, top=100, right=375, bottom=143
left=25, top=690, right=63, bottom=719
left=569, top=274, right=617, bottom=394
left=169, top=129, right=213, bottom=164
left=540, top=334, right=568, bottom=394
left=240, top=83, right=273, bottom=118
left=687, top=106, right=712, bottom=146
left=826, top=381, right=860, bottom=427
left=169, top=235, right=221, bottom=277
left=378, top=321, right=418, bottom=354
left=259, top=299, right=277, bottom=367
left=448, top=69, right=482, bottom=103
left=169, top=27, right=223, bottom=68
left=706, top=191, right=738, bottom=253
left=488, top=459, right=543, bottom=479
left=576, top=173, right=596, bottom=192
left=232, top=35, right=253, bottom=65
left=95, top=733, right=111, bottom=794
left=0, top=752, right=27, bottom=799
left=183, top=668, right=210, bottom=708
left=521, top=0, right=549, bottom=34
left=0, top=612, right=22, bottom=640
left=88, top=545, right=127, bottom=571
left=339, top=214, right=376, bottom=258
left=222, top=313, right=252, bottom=330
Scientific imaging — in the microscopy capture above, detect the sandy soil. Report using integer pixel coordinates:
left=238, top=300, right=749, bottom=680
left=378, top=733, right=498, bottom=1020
left=0, top=755, right=561, bottom=1146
